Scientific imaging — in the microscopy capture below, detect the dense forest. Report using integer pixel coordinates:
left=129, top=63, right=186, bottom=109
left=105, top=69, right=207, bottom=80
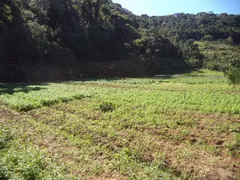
left=0, top=0, right=240, bottom=82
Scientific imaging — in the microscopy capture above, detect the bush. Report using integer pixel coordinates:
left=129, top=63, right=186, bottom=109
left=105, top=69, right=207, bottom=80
left=225, top=57, right=240, bottom=85
left=0, top=146, right=64, bottom=179
left=73, top=94, right=85, bottom=100
left=0, top=128, right=13, bottom=150
left=226, top=68, right=240, bottom=85
left=201, top=35, right=213, bottom=41
left=100, top=102, right=115, bottom=112
left=13, top=104, right=39, bottom=112
left=185, top=58, right=203, bottom=69
left=59, top=97, right=71, bottom=103
left=41, top=99, right=60, bottom=106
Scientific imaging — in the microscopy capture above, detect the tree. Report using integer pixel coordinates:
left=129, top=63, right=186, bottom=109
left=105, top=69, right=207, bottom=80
left=201, top=35, right=213, bottom=41
left=225, top=57, right=240, bottom=85
left=0, top=1, right=13, bottom=64
left=226, top=36, right=233, bottom=45
left=29, top=0, right=50, bottom=24
left=27, top=21, right=50, bottom=64
left=226, top=68, right=240, bottom=85
left=183, top=40, right=203, bottom=68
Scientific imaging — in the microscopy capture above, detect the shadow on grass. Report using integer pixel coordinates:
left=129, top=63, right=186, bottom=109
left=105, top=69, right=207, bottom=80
left=62, top=75, right=175, bottom=84
left=69, top=71, right=188, bottom=82
left=0, top=69, right=202, bottom=86
left=73, top=69, right=200, bottom=82
left=153, top=75, right=175, bottom=78
left=0, top=83, right=48, bottom=95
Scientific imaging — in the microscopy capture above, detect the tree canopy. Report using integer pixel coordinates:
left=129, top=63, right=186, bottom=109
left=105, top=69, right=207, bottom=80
left=0, top=0, right=239, bottom=81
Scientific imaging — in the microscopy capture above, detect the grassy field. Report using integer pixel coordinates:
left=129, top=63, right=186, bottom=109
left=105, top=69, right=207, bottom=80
left=0, top=70, right=239, bottom=179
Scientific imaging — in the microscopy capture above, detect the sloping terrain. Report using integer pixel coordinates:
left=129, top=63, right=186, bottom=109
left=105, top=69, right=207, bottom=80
left=0, top=0, right=185, bottom=82
left=1, top=0, right=240, bottom=81
left=195, top=41, right=240, bottom=71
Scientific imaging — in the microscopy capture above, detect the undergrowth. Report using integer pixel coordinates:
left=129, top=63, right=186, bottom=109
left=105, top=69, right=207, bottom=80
left=0, top=126, right=70, bottom=179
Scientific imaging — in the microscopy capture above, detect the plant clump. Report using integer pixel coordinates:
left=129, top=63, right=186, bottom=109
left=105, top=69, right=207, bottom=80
left=100, top=102, right=115, bottom=112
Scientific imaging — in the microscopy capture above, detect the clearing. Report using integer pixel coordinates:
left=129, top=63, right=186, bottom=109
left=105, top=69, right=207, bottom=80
left=0, top=70, right=239, bottom=179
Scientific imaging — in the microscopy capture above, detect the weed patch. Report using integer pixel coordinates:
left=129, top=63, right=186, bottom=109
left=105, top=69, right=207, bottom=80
left=0, top=126, right=69, bottom=179
left=100, top=102, right=115, bottom=112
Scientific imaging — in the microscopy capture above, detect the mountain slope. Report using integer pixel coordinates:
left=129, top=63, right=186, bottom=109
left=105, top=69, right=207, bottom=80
left=0, top=0, right=186, bottom=81
left=0, top=0, right=239, bottom=81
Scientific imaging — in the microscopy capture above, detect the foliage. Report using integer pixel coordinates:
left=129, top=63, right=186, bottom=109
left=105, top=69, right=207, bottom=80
left=195, top=41, right=240, bottom=71
left=226, top=68, right=240, bottom=85
left=141, top=12, right=240, bottom=44
left=0, top=127, right=68, bottom=179
left=26, top=21, right=50, bottom=64
left=0, top=0, right=240, bottom=81
left=183, top=40, right=203, bottom=68
left=100, top=102, right=115, bottom=112
left=225, top=57, right=240, bottom=84
left=137, top=12, right=240, bottom=72
left=0, top=128, right=13, bottom=150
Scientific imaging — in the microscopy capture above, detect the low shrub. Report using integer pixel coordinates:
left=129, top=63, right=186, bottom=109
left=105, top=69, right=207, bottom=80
left=226, top=68, right=240, bottom=85
left=41, top=99, right=60, bottom=106
left=100, top=102, right=115, bottom=112
left=73, top=94, right=86, bottom=100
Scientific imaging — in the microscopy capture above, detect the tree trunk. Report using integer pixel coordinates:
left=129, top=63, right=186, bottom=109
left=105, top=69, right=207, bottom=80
left=39, top=49, right=44, bottom=65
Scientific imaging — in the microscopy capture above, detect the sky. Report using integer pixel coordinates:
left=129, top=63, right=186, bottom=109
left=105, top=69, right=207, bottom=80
left=112, top=0, right=240, bottom=16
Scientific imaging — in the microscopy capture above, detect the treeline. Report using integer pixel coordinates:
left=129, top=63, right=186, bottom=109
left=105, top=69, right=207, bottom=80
left=139, top=12, right=240, bottom=43
left=0, top=0, right=239, bottom=81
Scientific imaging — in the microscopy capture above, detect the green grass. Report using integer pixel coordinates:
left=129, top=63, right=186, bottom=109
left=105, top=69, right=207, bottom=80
left=0, top=83, right=91, bottom=111
left=0, top=124, right=72, bottom=179
left=0, top=70, right=239, bottom=179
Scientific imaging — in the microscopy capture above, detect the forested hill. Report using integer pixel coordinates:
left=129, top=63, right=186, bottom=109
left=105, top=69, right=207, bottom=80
left=139, top=12, right=240, bottom=43
left=0, top=0, right=240, bottom=81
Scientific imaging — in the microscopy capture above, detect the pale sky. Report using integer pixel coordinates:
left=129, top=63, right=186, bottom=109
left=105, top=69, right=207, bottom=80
left=112, top=0, right=240, bottom=16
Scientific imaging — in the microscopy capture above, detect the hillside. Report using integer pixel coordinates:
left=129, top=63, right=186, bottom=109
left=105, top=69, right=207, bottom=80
left=195, top=41, right=240, bottom=71
left=0, top=0, right=240, bottom=81
left=140, top=12, right=240, bottom=43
